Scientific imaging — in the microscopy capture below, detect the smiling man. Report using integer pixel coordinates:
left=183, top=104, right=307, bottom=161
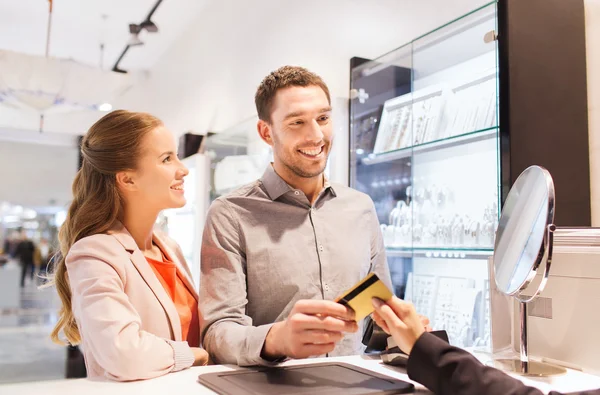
left=199, top=66, right=393, bottom=366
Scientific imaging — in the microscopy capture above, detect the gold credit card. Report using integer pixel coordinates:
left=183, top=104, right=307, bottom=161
left=335, top=273, right=393, bottom=321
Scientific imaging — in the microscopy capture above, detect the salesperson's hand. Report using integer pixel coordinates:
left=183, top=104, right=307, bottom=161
left=371, top=296, right=425, bottom=355
left=191, top=347, right=209, bottom=366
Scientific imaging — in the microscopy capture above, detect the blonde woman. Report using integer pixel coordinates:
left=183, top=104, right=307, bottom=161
left=49, top=110, right=208, bottom=381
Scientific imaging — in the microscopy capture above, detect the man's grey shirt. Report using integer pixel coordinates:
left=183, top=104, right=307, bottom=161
left=199, top=165, right=392, bottom=366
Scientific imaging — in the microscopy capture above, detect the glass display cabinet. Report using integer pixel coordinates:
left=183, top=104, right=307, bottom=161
left=350, top=2, right=499, bottom=349
left=204, top=116, right=271, bottom=203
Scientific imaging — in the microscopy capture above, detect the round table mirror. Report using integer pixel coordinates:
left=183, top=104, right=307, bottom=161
left=493, top=166, right=554, bottom=297
left=492, top=165, right=566, bottom=376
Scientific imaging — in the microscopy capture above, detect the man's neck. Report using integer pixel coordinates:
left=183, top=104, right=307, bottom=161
left=272, top=162, right=324, bottom=205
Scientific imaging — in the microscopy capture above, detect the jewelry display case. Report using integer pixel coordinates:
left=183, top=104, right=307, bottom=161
left=350, top=2, right=499, bottom=349
left=350, top=0, right=591, bottom=350
left=204, top=116, right=271, bottom=202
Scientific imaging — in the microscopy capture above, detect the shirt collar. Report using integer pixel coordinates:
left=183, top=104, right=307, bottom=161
left=260, top=164, right=337, bottom=201
left=261, top=164, right=291, bottom=201
left=323, top=177, right=337, bottom=197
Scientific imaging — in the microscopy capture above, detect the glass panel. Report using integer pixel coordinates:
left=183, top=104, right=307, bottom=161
left=408, top=1, right=498, bottom=349
left=405, top=257, right=491, bottom=348
left=412, top=2, right=498, bottom=141
left=350, top=44, right=414, bottom=298
left=204, top=116, right=271, bottom=202
left=350, top=1, right=499, bottom=350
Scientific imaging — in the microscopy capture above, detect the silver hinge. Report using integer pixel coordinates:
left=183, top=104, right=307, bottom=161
left=484, top=30, right=498, bottom=43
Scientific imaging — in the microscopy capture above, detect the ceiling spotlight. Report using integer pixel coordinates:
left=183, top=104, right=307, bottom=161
left=129, top=23, right=141, bottom=35
left=113, top=0, right=164, bottom=73
left=98, top=103, right=112, bottom=112
left=127, top=34, right=143, bottom=46
left=127, top=23, right=144, bottom=46
left=140, top=19, right=158, bottom=33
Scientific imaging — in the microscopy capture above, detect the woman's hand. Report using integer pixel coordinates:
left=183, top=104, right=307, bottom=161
left=191, top=347, right=210, bottom=366
left=371, top=296, right=426, bottom=355
left=419, top=314, right=432, bottom=332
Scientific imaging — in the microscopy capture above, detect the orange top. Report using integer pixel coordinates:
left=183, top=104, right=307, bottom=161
left=146, top=254, right=200, bottom=347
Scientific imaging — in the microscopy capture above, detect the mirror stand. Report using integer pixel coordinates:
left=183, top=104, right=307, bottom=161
left=490, top=167, right=596, bottom=377
left=493, top=301, right=566, bottom=376
left=493, top=224, right=566, bottom=376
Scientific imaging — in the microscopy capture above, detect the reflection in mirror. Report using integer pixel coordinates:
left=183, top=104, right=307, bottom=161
left=493, top=166, right=553, bottom=295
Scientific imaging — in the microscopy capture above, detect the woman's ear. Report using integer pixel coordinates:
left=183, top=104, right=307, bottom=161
left=115, top=171, right=137, bottom=192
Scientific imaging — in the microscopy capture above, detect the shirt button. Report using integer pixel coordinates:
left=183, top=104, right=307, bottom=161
left=319, top=245, right=324, bottom=252
left=294, top=191, right=300, bottom=196
left=325, top=284, right=330, bottom=291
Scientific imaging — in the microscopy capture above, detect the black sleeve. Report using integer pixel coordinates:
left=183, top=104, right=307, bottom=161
left=406, top=332, right=600, bottom=395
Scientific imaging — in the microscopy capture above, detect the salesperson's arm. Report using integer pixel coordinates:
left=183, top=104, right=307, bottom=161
left=372, top=297, right=600, bottom=395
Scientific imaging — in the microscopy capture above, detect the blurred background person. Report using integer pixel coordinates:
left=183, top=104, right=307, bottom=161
left=15, top=230, right=36, bottom=288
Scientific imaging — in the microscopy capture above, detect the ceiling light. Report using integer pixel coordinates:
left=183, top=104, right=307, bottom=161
left=113, top=0, right=165, bottom=73
left=98, top=103, right=112, bottom=112
left=129, top=23, right=141, bottom=34
left=22, top=209, right=37, bottom=220
left=140, top=20, right=158, bottom=33
left=0, top=50, right=131, bottom=116
left=127, top=24, right=144, bottom=46
left=127, top=34, right=144, bottom=47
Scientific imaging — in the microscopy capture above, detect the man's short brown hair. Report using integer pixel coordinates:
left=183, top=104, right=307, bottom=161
left=255, top=65, right=331, bottom=123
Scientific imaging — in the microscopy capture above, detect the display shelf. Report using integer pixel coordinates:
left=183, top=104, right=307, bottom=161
left=362, top=126, right=497, bottom=165
left=386, top=246, right=493, bottom=259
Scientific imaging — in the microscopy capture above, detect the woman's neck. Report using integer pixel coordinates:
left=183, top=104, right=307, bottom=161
left=121, top=205, right=159, bottom=253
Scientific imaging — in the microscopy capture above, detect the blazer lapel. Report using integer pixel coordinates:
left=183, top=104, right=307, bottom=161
left=153, top=232, right=198, bottom=302
left=108, top=223, right=183, bottom=341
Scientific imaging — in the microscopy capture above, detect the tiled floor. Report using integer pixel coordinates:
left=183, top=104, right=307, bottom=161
left=0, top=275, right=67, bottom=384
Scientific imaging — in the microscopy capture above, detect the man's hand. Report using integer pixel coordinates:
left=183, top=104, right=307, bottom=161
left=262, top=299, right=358, bottom=360
left=371, top=296, right=426, bottom=355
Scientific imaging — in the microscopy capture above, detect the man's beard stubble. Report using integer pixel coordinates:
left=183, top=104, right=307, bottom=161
left=278, top=146, right=330, bottom=179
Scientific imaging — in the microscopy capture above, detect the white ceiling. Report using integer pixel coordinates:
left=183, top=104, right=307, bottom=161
left=0, top=0, right=210, bottom=138
left=0, top=0, right=210, bottom=211
left=0, top=0, right=209, bottom=71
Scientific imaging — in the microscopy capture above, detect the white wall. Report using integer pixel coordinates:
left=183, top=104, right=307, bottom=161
left=0, top=141, right=78, bottom=208
left=586, top=0, right=600, bottom=225
left=116, top=0, right=487, bottom=184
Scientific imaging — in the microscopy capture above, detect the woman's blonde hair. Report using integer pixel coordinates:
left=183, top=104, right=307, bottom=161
left=49, top=110, right=163, bottom=345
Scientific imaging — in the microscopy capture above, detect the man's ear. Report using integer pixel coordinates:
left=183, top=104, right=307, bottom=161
left=257, top=120, right=274, bottom=147
left=115, top=171, right=137, bottom=192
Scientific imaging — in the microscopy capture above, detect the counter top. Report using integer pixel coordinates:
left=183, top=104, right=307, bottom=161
left=2, top=353, right=600, bottom=395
